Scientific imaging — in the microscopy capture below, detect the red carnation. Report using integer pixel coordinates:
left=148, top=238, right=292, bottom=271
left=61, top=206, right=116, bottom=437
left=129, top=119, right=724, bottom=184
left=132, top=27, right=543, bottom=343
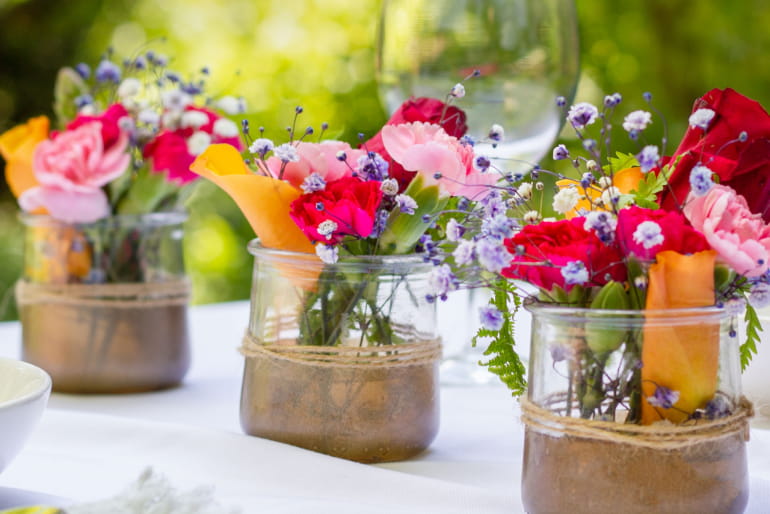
left=66, top=103, right=128, bottom=149
left=289, top=177, right=383, bottom=244
left=616, top=205, right=710, bottom=261
left=502, top=218, right=626, bottom=292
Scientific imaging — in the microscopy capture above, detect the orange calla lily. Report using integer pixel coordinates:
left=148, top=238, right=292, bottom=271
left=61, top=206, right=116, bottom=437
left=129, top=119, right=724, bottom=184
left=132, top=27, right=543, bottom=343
left=556, top=167, right=645, bottom=219
left=641, top=250, right=718, bottom=424
left=0, top=116, right=49, bottom=199
left=190, top=144, right=314, bottom=254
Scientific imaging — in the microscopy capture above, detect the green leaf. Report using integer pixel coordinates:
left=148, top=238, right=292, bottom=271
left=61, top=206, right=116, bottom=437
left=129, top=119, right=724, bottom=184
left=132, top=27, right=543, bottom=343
left=116, top=168, right=178, bottom=215
left=377, top=174, right=446, bottom=254
left=604, top=152, right=639, bottom=173
left=741, top=303, right=763, bottom=370
left=53, top=67, right=89, bottom=127
left=473, top=281, right=527, bottom=395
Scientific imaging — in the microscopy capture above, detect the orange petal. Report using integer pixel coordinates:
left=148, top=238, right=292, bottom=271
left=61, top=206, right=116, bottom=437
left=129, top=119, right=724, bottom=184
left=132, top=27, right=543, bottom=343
left=641, top=250, right=718, bottom=424
left=0, top=116, right=49, bottom=199
left=613, top=167, right=644, bottom=195
left=190, top=144, right=314, bottom=254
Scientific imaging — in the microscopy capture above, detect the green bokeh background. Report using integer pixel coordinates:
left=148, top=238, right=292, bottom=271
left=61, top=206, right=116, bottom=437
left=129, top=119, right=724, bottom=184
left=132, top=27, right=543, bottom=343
left=1, top=0, right=769, bottom=319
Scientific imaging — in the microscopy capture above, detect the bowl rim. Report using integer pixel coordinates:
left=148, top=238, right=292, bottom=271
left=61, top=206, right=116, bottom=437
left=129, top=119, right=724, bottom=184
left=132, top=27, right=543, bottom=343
left=0, top=357, right=52, bottom=410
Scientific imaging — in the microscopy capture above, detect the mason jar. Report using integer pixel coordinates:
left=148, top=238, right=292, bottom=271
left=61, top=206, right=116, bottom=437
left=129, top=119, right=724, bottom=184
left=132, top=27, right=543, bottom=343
left=16, top=212, right=191, bottom=394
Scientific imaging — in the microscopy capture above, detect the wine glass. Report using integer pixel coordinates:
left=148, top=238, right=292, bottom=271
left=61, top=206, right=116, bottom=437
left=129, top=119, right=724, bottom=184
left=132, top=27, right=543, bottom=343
left=376, top=0, right=580, bottom=385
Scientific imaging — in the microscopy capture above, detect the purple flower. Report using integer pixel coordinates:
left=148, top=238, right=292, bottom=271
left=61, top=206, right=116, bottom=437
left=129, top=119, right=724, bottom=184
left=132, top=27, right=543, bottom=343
left=474, top=155, right=491, bottom=172
left=74, top=63, right=90, bottom=80
left=704, top=395, right=732, bottom=419
left=249, top=138, right=275, bottom=158
left=446, top=218, right=465, bottom=242
left=479, top=305, right=504, bottom=331
left=689, top=164, right=714, bottom=196
left=315, top=243, right=338, bottom=264
left=476, top=237, right=511, bottom=273
left=647, top=385, right=680, bottom=409
left=567, top=102, right=599, bottom=129
left=637, top=145, right=660, bottom=173
left=552, top=144, right=569, bottom=160
left=481, top=190, right=505, bottom=217
left=274, top=143, right=300, bottom=163
left=95, top=59, right=121, bottom=83
left=357, top=152, right=390, bottom=181
left=300, top=173, right=327, bottom=193
left=688, top=108, right=716, bottom=130
left=603, top=93, right=622, bottom=108
left=632, top=221, right=664, bottom=250
left=452, top=239, right=475, bottom=266
left=622, top=110, right=652, bottom=133
left=427, top=264, right=459, bottom=302
left=482, top=213, right=517, bottom=240
left=750, top=283, right=770, bottom=308
left=395, top=194, right=418, bottom=215
left=560, top=261, right=589, bottom=286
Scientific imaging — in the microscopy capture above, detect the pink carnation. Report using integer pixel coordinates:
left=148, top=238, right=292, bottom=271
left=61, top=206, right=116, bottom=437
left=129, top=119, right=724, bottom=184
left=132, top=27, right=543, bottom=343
left=265, top=141, right=366, bottom=189
left=22, top=121, right=130, bottom=223
left=380, top=122, right=497, bottom=199
left=683, top=184, right=770, bottom=277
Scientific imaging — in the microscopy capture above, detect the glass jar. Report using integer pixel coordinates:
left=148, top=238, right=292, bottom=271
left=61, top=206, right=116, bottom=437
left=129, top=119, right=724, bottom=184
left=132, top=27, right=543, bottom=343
left=521, top=303, right=749, bottom=514
left=16, top=213, right=190, bottom=394
left=240, top=240, right=441, bottom=463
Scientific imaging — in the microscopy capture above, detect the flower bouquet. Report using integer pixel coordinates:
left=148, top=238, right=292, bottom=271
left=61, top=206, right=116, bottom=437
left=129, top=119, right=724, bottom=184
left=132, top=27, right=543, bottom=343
left=0, top=48, right=244, bottom=393
left=190, top=82, right=500, bottom=461
left=429, top=88, right=766, bottom=513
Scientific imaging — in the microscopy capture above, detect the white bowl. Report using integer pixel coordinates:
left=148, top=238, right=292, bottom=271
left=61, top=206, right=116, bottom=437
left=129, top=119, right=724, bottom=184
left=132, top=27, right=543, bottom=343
left=0, top=357, right=51, bottom=473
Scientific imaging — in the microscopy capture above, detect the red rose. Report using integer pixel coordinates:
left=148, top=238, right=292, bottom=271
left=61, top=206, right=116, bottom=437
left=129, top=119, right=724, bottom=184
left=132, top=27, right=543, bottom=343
left=661, top=88, right=770, bottom=222
left=66, top=103, right=128, bottom=149
left=616, top=205, right=710, bottom=261
left=289, top=176, right=383, bottom=244
left=364, top=98, right=468, bottom=191
left=502, top=217, right=626, bottom=291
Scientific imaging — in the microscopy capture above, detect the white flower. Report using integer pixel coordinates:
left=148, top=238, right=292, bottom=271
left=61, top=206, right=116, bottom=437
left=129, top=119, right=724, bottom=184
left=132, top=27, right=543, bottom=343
left=317, top=220, right=338, bottom=240
left=117, top=78, right=142, bottom=98
left=567, top=102, right=599, bottom=129
left=79, top=104, right=97, bottom=116
left=186, top=131, right=212, bottom=156
left=395, top=194, right=418, bottom=215
left=689, top=108, right=716, bottom=130
left=632, top=221, right=664, bottom=249
left=446, top=218, right=465, bottom=242
left=181, top=110, right=210, bottom=129
left=488, top=124, right=505, bottom=142
left=561, top=261, right=589, bottom=286
left=216, top=95, right=247, bottom=115
left=315, top=243, right=338, bottom=264
left=622, top=110, right=652, bottom=132
left=380, top=178, right=399, bottom=196
left=552, top=187, right=580, bottom=214
left=600, top=186, right=621, bottom=207
left=249, top=138, right=274, bottom=157
left=517, top=182, right=533, bottom=200
left=522, top=210, right=541, bottom=224
left=213, top=118, right=239, bottom=138
left=450, top=83, right=466, bottom=98
left=117, top=116, right=135, bottom=133
left=598, top=176, right=613, bottom=188
left=138, top=109, right=160, bottom=127
left=161, top=89, right=192, bottom=111
left=161, top=111, right=182, bottom=130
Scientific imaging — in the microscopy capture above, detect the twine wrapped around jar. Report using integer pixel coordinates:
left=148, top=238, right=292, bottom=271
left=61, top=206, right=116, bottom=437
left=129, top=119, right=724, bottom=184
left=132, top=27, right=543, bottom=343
left=15, top=279, right=191, bottom=309
left=240, top=330, right=442, bottom=368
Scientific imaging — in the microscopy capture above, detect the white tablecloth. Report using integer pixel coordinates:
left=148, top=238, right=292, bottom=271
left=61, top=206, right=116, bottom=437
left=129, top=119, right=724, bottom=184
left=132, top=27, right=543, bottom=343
left=0, top=301, right=769, bottom=513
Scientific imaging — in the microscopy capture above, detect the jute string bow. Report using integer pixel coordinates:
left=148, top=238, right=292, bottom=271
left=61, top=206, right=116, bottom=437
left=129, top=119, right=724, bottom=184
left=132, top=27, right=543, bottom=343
left=240, top=330, right=442, bottom=368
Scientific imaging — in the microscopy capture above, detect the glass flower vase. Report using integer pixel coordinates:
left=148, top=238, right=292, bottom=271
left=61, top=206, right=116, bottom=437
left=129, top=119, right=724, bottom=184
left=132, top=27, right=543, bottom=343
left=521, top=304, right=749, bottom=514
left=240, top=240, right=441, bottom=463
left=16, top=213, right=191, bottom=394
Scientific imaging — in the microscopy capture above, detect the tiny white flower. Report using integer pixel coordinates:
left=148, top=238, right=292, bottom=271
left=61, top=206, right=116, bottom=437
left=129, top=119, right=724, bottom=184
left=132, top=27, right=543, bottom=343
left=450, top=83, right=466, bottom=98
left=249, top=138, right=274, bottom=157
left=216, top=95, right=247, bottom=115
left=586, top=160, right=598, bottom=172
left=161, top=89, right=192, bottom=111
left=79, top=104, right=97, bottom=116
left=561, top=261, right=589, bottom=286
left=186, top=131, right=212, bottom=156
left=488, top=123, right=505, bottom=142
left=689, top=108, right=716, bottom=130
left=315, top=243, right=338, bottom=264
left=446, top=218, right=465, bottom=242
left=395, top=194, right=418, bottom=215
left=181, top=110, right=210, bottom=129
left=380, top=178, right=399, bottom=196
left=517, top=182, right=533, bottom=200
left=622, top=110, right=652, bottom=132
left=138, top=109, right=160, bottom=127
left=522, top=210, right=541, bottom=224
left=117, top=78, right=142, bottom=98
left=567, top=102, right=599, bottom=129
left=117, top=116, right=135, bottom=133
left=552, top=186, right=580, bottom=214
left=213, top=118, right=239, bottom=138
left=317, top=219, right=338, bottom=240
left=453, top=239, right=476, bottom=266
left=632, top=221, right=664, bottom=250
left=600, top=186, right=621, bottom=207
left=598, top=176, right=613, bottom=188
left=162, top=111, right=182, bottom=130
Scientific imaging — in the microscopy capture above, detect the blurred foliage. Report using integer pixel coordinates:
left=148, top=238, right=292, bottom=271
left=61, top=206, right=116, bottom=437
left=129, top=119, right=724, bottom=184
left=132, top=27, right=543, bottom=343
left=1, top=0, right=770, bottom=318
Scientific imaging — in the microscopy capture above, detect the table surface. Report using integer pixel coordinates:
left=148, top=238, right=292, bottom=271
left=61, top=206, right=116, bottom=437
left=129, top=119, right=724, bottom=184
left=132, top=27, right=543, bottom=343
left=0, top=300, right=769, bottom=513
